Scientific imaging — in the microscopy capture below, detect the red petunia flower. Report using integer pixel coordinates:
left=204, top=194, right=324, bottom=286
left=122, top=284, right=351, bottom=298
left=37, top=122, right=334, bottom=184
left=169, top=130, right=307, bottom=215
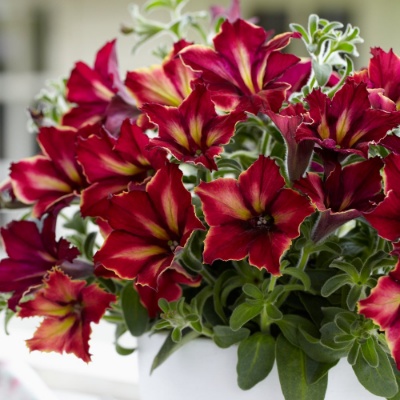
left=294, top=157, right=384, bottom=214
left=354, top=47, right=400, bottom=109
left=296, top=80, right=400, bottom=158
left=267, top=103, right=314, bottom=182
left=18, top=268, right=116, bottom=362
left=358, top=262, right=400, bottom=369
left=126, top=40, right=199, bottom=108
left=363, top=190, right=400, bottom=242
left=62, top=40, right=137, bottom=135
left=135, top=262, right=202, bottom=318
left=10, top=126, right=87, bottom=218
left=142, top=84, right=245, bottom=171
left=294, top=157, right=384, bottom=241
left=94, top=163, right=204, bottom=288
left=180, top=19, right=300, bottom=114
left=77, top=119, right=167, bottom=218
left=195, top=155, right=314, bottom=275
left=383, top=153, right=400, bottom=194
left=0, top=211, right=84, bottom=311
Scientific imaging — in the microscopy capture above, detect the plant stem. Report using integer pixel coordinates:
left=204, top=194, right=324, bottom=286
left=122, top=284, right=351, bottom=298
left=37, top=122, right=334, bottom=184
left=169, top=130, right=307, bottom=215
left=201, top=326, right=213, bottom=338
left=196, top=166, right=210, bottom=185
left=296, top=246, right=311, bottom=271
left=200, top=265, right=216, bottom=286
left=260, top=306, right=270, bottom=334
left=268, top=275, right=277, bottom=292
left=260, top=129, right=271, bottom=156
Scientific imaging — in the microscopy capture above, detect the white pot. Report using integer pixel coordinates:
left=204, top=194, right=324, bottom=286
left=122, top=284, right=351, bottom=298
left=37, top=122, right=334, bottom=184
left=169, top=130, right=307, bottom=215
left=137, top=333, right=381, bottom=400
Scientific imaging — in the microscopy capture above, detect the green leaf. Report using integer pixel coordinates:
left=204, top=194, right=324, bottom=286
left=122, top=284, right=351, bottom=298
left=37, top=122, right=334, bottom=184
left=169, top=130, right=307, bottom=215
left=346, top=284, right=363, bottom=311
left=312, top=60, right=332, bottom=86
left=242, top=283, right=263, bottom=299
left=276, top=314, right=318, bottom=347
left=213, top=325, right=250, bottom=348
left=151, top=330, right=200, bottom=372
left=305, top=357, right=337, bottom=385
left=213, top=270, right=239, bottom=324
left=282, top=267, right=311, bottom=291
left=360, top=337, right=379, bottom=368
left=171, top=327, right=182, bottom=343
left=308, top=14, right=319, bottom=38
left=230, top=303, right=263, bottom=331
left=388, top=358, right=400, bottom=400
left=237, top=333, right=275, bottom=390
left=298, top=329, right=343, bottom=364
left=276, top=335, right=328, bottom=400
left=63, top=211, right=87, bottom=234
left=4, top=308, right=14, bottom=335
left=321, top=21, right=343, bottom=33
left=216, top=158, right=243, bottom=173
left=265, top=303, right=283, bottom=321
left=115, top=342, right=136, bottom=356
left=347, top=341, right=360, bottom=365
left=353, top=342, right=398, bottom=397
left=121, top=282, right=149, bottom=337
left=83, top=231, right=97, bottom=259
left=321, top=274, right=351, bottom=297
left=290, top=23, right=310, bottom=43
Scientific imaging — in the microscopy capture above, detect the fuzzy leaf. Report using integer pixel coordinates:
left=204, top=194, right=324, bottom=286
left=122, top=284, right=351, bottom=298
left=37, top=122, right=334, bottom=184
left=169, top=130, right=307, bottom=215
left=213, top=325, right=250, bottom=348
left=282, top=267, right=311, bottom=291
left=276, top=335, right=328, bottom=400
left=353, top=342, right=398, bottom=397
left=151, top=330, right=200, bottom=372
left=237, top=333, right=275, bottom=390
left=360, top=337, right=379, bottom=368
left=312, top=60, right=332, bottom=86
left=242, top=283, right=264, bottom=299
left=121, top=282, right=149, bottom=337
left=230, top=302, right=263, bottom=331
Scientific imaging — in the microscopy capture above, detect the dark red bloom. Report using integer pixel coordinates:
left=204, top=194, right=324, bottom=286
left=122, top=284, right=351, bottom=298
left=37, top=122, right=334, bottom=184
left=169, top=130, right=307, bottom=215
left=0, top=211, right=83, bottom=310
left=142, top=84, right=245, bottom=171
left=94, top=163, right=204, bottom=288
left=10, top=126, right=87, bottom=218
left=180, top=19, right=300, bottom=113
left=295, top=158, right=384, bottom=241
left=62, top=40, right=137, bottom=135
left=363, top=190, right=400, bottom=242
left=294, top=157, right=384, bottom=214
left=267, top=103, right=314, bottom=181
left=296, top=80, right=400, bottom=158
left=77, top=119, right=167, bottom=217
left=195, top=155, right=314, bottom=275
left=135, top=262, right=201, bottom=318
left=358, top=261, right=400, bottom=369
left=126, top=40, right=199, bottom=108
left=18, top=268, right=116, bottom=362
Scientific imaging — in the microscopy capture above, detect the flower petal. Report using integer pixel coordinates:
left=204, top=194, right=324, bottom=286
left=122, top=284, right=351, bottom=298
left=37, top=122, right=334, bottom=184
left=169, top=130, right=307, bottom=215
left=195, top=178, right=253, bottom=225
left=238, top=155, right=285, bottom=214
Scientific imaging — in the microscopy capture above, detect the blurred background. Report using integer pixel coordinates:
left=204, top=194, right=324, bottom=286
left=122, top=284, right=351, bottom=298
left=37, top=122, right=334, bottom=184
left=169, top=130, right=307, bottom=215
left=1, top=0, right=400, bottom=398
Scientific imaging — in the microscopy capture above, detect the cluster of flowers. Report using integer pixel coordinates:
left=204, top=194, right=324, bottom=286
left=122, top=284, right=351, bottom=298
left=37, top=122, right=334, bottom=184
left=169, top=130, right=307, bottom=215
left=2, top=1, right=400, bottom=395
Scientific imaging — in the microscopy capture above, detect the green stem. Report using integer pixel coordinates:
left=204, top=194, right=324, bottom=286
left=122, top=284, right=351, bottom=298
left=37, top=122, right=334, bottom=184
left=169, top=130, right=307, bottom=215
left=200, top=265, right=216, bottom=286
left=260, top=306, right=270, bottom=334
left=268, top=276, right=277, bottom=293
left=196, top=166, right=210, bottom=185
left=275, top=246, right=312, bottom=308
left=260, top=129, right=271, bottom=156
left=373, top=235, right=386, bottom=253
left=201, top=326, right=214, bottom=338
left=296, top=246, right=311, bottom=271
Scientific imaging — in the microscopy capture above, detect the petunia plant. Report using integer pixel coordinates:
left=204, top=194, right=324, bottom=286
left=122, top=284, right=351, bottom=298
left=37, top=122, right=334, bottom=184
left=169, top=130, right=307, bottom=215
left=3, top=0, right=400, bottom=398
